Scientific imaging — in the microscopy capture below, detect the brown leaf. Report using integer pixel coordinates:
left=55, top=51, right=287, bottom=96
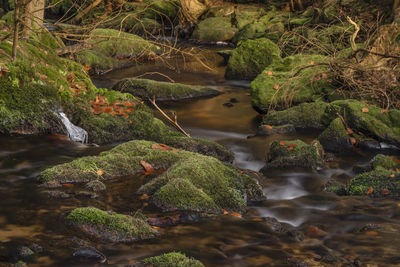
left=305, top=226, right=326, bottom=237
left=365, top=231, right=378, bottom=236
left=97, top=169, right=104, bottom=176
left=321, top=73, right=328, bottom=79
left=366, top=186, right=374, bottom=195
left=362, top=107, right=369, bottom=113
left=273, top=84, right=280, bottom=90
left=346, top=128, right=354, bottom=135
left=264, top=124, right=273, bottom=129
left=123, top=101, right=136, bottom=108
left=381, top=189, right=390, bottom=196
left=62, top=183, right=74, bottom=188
left=279, top=141, right=287, bottom=146
left=252, top=217, right=264, bottom=222
left=392, top=157, right=400, bottom=165
left=381, top=109, right=389, bottom=114
left=310, top=60, right=315, bottom=65
left=223, top=210, right=228, bottom=215
left=152, top=143, right=173, bottom=151
left=350, top=137, right=357, bottom=145
left=390, top=174, right=395, bottom=178
left=265, top=71, right=273, bottom=76
left=140, top=194, right=149, bottom=200
left=230, top=212, right=242, bottom=218
left=140, top=160, right=155, bottom=175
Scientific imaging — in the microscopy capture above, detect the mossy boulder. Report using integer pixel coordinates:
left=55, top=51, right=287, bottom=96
left=233, top=6, right=266, bottom=30
left=112, top=78, right=220, bottom=101
left=250, top=54, right=333, bottom=113
left=325, top=100, right=400, bottom=147
left=225, top=38, right=281, bottom=80
left=39, top=140, right=264, bottom=214
left=65, top=207, right=158, bottom=242
left=140, top=252, right=204, bottom=267
left=318, top=118, right=352, bottom=153
left=263, top=102, right=329, bottom=129
left=262, top=140, right=325, bottom=171
left=191, top=17, right=238, bottom=43
left=327, top=154, right=400, bottom=197
left=75, top=29, right=160, bottom=73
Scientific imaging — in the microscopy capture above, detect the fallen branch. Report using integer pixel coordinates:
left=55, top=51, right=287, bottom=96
left=148, top=96, right=191, bottom=137
left=346, top=16, right=360, bottom=51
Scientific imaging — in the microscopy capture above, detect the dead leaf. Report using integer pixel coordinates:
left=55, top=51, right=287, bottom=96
left=151, top=226, right=161, bottom=230
left=321, top=73, right=328, bottom=79
left=62, top=183, right=74, bottom=188
left=346, top=128, right=354, bottom=135
left=140, top=160, right=155, bottom=175
left=362, top=107, right=369, bottom=113
left=223, top=210, right=228, bottom=215
left=381, top=109, right=389, bottom=114
left=152, top=143, right=173, bottom=151
left=310, top=60, right=315, bottom=65
left=350, top=137, right=357, bottom=145
left=279, top=141, right=287, bottom=146
left=381, top=189, right=390, bottom=196
left=97, top=169, right=104, bottom=176
left=230, top=212, right=242, bottom=218
left=392, top=157, right=400, bottom=165
left=140, top=194, right=149, bottom=200
left=390, top=174, right=395, bottom=178
left=265, top=71, right=273, bottom=76
left=305, top=226, right=326, bottom=237
left=366, top=186, right=374, bottom=195
left=365, top=231, right=378, bottom=236
left=273, top=84, right=280, bottom=90
left=264, top=125, right=273, bottom=129
left=252, top=217, right=264, bottom=222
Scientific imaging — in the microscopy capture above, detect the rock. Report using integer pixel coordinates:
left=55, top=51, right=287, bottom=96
left=263, top=102, right=329, bottom=129
left=14, top=246, right=34, bottom=262
left=112, top=78, right=220, bottom=101
left=305, top=225, right=327, bottom=238
left=39, top=140, right=264, bottom=214
left=225, top=38, right=281, bottom=80
left=257, top=124, right=295, bottom=136
left=318, top=118, right=352, bottom=153
left=217, top=49, right=233, bottom=65
left=262, top=139, right=325, bottom=171
left=191, top=17, right=238, bottom=43
left=85, top=180, right=106, bottom=192
left=233, top=6, right=266, bottom=30
left=43, top=190, right=70, bottom=199
left=75, top=191, right=98, bottom=199
left=140, top=252, right=204, bottom=267
left=72, top=247, right=106, bottom=263
left=65, top=207, right=158, bottom=243
left=223, top=102, right=234, bottom=107
left=250, top=54, right=332, bottom=113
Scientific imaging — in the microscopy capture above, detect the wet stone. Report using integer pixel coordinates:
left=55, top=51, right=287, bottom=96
left=84, top=180, right=106, bottom=192
left=43, top=190, right=70, bottom=199
left=257, top=124, right=295, bottom=136
left=75, top=191, right=98, bottom=199
left=72, top=247, right=106, bottom=264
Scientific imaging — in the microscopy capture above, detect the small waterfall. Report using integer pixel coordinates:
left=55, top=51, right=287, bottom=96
left=56, top=111, right=88, bottom=144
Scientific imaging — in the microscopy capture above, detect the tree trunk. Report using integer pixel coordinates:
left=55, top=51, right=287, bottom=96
left=21, top=0, right=45, bottom=37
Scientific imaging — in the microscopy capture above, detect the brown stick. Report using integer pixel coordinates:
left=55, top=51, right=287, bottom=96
left=72, top=0, right=103, bottom=23
left=148, top=96, right=191, bottom=137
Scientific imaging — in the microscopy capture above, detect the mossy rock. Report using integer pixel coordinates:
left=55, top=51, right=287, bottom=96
left=233, top=6, right=266, bottom=30
left=263, top=102, right=329, bottom=129
left=250, top=54, right=333, bottom=113
left=202, top=6, right=235, bottom=19
left=318, top=118, right=352, bottom=153
left=191, top=17, right=238, bottom=43
left=76, top=29, right=160, bottom=73
left=141, top=0, right=180, bottom=21
left=225, top=38, right=281, bottom=80
left=262, top=140, right=325, bottom=171
left=140, top=252, right=204, bottom=267
left=325, top=100, right=400, bottom=147
left=65, top=207, right=158, bottom=242
left=112, top=78, right=220, bottom=101
left=39, top=140, right=264, bottom=214
left=85, top=180, right=106, bottom=192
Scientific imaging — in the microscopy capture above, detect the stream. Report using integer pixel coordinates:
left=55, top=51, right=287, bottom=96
left=1, top=48, right=400, bottom=266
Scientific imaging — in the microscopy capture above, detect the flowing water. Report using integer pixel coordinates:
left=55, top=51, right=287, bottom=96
left=1, top=49, right=400, bottom=266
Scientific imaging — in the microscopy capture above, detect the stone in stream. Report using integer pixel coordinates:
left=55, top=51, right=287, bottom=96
left=261, top=139, right=325, bottom=172
left=191, top=17, right=238, bottom=43
left=256, top=124, right=295, bottom=136
left=137, top=252, right=204, bottom=267
left=112, top=78, right=220, bottom=101
left=65, top=207, right=158, bottom=243
left=318, top=118, right=352, bottom=153
left=38, top=140, right=265, bottom=214
left=85, top=180, right=106, bottom=192
left=72, top=247, right=106, bottom=263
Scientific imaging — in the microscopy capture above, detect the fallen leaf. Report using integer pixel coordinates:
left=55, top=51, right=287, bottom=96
left=287, top=146, right=294, bottom=151
left=346, top=128, right=354, bottom=135
left=310, top=60, right=315, bottom=65
left=140, top=160, right=155, bottom=175
left=265, top=71, right=273, bottom=76
left=390, top=174, right=395, bottom=178
left=365, top=231, right=378, bottom=236
left=252, top=217, right=264, bottom=222
left=142, top=202, right=149, bottom=207
left=362, top=107, right=369, bottom=113
left=230, top=212, right=242, bottom=218
left=62, top=183, right=74, bottom=188
left=381, top=189, right=390, bottom=196
left=97, top=169, right=104, bottom=176
left=381, top=109, right=389, bottom=114
left=152, top=143, right=173, bottom=151
left=223, top=210, right=228, bottom=215
left=366, top=186, right=374, bottom=195
left=350, top=137, right=357, bottom=145
left=392, top=157, right=400, bottom=165
left=396, top=168, right=400, bottom=172
left=129, top=120, right=133, bottom=125
left=273, top=84, right=280, bottom=90
left=321, top=73, right=328, bottom=79
left=305, top=226, right=326, bottom=237
left=151, top=226, right=161, bottom=230
left=264, top=125, right=273, bottom=129
left=279, top=141, right=287, bottom=146
left=140, top=194, right=149, bottom=200
left=123, top=101, right=136, bottom=108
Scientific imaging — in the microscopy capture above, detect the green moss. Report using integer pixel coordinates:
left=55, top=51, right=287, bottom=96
left=264, top=139, right=325, bottom=170
left=39, top=140, right=264, bottom=213
left=142, top=252, right=204, bottom=267
left=191, top=17, right=238, bottom=43
left=263, top=101, right=329, bottom=129
left=318, top=118, right=352, bottom=152
left=112, top=78, right=219, bottom=101
left=85, top=180, right=106, bottom=192
left=251, top=54, right=333, bottom=113
left=370, top=154, right=400, bottom=170
left=66, top=207, right=157, bottom=242
left=233, top=6, right=266, bottom=30
left=226, top=38, right=281, bottom=80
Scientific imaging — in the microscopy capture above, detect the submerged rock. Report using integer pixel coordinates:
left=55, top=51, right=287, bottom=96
left=39, top=140, right=264, bottom=214
left=251, top=54, right=332, bottom=113
left=65, top=207, right=158, bottom=243
left=112, top=78, right=220, bottom=101
left=262, top=139, right=325, bottom=171
left=85, top=180, right=106, bottom=192
left=72, top=247, right=106, bottom=263
left=139, top=252, right=204, bottom=267
left=191, top=17, right=238, bottom=43
left=225, top=38, right=281, bottom=80
left=256, top=124, right=295, bottom=136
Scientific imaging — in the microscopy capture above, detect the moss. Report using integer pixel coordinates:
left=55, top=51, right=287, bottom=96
left=264, top=139, right=325, bottom=170
left=318, top=118, right=352, bottom=152
left=191, top=17, right=238, bottom=43
left=250, top=54, right=333, bottom=113
left=325, top=100, right=400, bottom=147
left=370, top=154, right=400, bottom=170
left=112, top=78, right=220, bottom=101
left=263, top=102, right=329, bottom=129
left=39, top=140, right=264, bottom=213
left=85, top=180, right=106, bottom=192
left=65, top=207, right=158, bottom=242
left=142, top=252, right=204, bottom=267
left=225, top=38, right=281, bottom=80
left=141, top=0, right=180, bottom=21
left=233, top=6, right=266, bottom=30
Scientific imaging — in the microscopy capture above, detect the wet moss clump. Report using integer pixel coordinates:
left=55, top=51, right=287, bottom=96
left=39, top=140, right=264, bottom=214
left=263, top=140, right=325, bottom=170
left=226, top=38, right=281, bottom=80
left=251, top=54, right=333, bottom=113
left=191, top=17, right=238, bottom=43
left=141, top=252, right=204, bottom=267
left=65, top=207, right=158, bottom=242
left=318, top=118, right=352, bottom=153
left=112, top=78, right=220, bottom=101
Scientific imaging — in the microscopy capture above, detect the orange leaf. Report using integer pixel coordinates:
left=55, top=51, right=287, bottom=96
left=97, top=169, right=104, bottom=176
left=381, top=189, right=390, bottom=196
left=396, top=168, right=400, bottom=172
left=265, top=71, right=273, bottom=76
left=287, top=146, right=294, bottom=151
left=223, top=210, right=228, bottom=215
left=392, top=157, right=400, bottom=165
left=125, top=108, right=135, bottom=113
left=151, top=226, right=161, bottom=230
left=310, top=60, right=315, bottom=65
left=140, top=194, right=149, bottom=200
left=152, top=143, right=173, bottom=151
left=350, top=137, right=357, bottom=145
left=143, top=202, right=149, bottom=207
left=273, top=84, right=280, bottom=90
left=346, top=128, right=354, bottom=135
left=381, top=109, right=389, bottom=113
left=252, top=217, right=263, bottom=222
left=362, top=107, right=369, bottom=113
left=390, top=174, right=395, bottom=178
left=279, top=141, right=287, bottom=146
left=123, top=101, right=136, bottom=108
left=140, top=160, right=155, bottom=175
left=321, top=73, right=328, bottom=79
left=62, top=183, right=74, bottom=188
left=365, top=231, right=378, bottom=236
left=305, top=226, right=326, bottom=237
left=230, top=212, right=242, bottom=218
left=264, top=124, right=273, bottom=129
left=366, top=186, right=374, bottom=195
left=129, top=120, right=133, bottom=125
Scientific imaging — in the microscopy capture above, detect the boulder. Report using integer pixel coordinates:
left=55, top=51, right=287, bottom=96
left=318, top=118, right=352, bottom=153
left=140, top=252, right=204, bottom=267
left=191, top=17, right=238, bottom=43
